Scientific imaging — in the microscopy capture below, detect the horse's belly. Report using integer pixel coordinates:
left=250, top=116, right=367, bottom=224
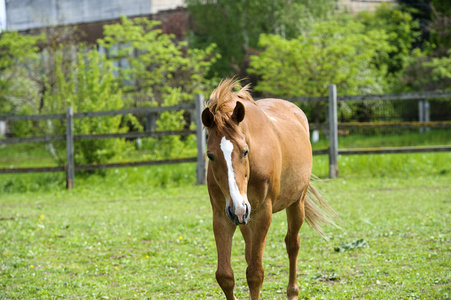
left=272, top=163, right=311, bottom=213
left=272, top=124, right=312, bottom=213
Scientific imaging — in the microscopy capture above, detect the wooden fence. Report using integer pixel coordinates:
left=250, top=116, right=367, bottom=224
left=0, top=95, right=207, bottom=188
left=298, top=85, right=451, bottom=178
left=1, top=88, right=451, bottom=187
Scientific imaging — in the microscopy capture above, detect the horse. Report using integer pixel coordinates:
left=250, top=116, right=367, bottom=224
left=201, top=78, right=338, bottom=300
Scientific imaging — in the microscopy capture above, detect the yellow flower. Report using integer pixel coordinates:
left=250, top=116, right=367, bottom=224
left=30, top=265, right=34, bottom=268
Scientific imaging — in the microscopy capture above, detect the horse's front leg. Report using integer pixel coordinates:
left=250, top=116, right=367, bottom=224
left=213, top=208, right=237, bottom=300
left=246, top=205, right=273, bottom=300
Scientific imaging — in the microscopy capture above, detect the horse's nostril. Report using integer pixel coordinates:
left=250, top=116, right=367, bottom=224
left=226, top=205, right=237, bottom=223
left=228, top=206, right=234, bottom=217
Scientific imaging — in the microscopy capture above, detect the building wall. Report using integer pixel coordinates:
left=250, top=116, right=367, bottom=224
left=151, top=0, right=184, bottom=14
left=5, top=0, right=183, bottom=31
left=339, top=0, right=395, bottom=13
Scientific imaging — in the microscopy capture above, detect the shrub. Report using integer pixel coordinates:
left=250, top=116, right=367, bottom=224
left=39, top=48, right=140, bottom=167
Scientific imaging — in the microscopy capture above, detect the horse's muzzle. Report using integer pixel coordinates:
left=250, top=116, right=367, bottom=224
left=226, top=202, right=250, bottom=225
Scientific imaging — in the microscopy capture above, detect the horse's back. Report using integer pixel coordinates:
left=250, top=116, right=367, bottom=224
left=256, top=98, right=310, bottom=137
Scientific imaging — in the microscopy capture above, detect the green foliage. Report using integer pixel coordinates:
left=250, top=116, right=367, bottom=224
left=140, top=89, right=198, bottom=161
left=186, top=0, right=336, bottom=77
left=393, top=0, right=451, bottom=93
left=424, top=49, right=451, bottom=83
left=98, top=16, right=218, bottom=107
left=0, top=31, right=44, bottom=113
left=0, top=31, right=43, bottom=71
left=357, top=3, right=421, bottom=80
left=98, top=16, right=217, bottom=161
left=429, top=0, right=451, bottom=53
left=249, top=17, right=392, bottom=98
left=39, top=48, right=138, bottom=166
left=395, top=47, right=451, bottom=92
left=248, top=17, right=393, bottom=124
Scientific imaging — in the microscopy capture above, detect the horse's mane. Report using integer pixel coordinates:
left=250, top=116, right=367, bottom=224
left=206, top=78, right=254, bottom=134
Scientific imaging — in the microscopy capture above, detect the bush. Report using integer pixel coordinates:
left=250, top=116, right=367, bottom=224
left=38, top=48, right=140, bottom=167
left=98, top=16, right=219, bottom=107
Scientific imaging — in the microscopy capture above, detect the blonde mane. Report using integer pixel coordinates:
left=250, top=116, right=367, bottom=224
left=206, top=78, right=254, bottom=133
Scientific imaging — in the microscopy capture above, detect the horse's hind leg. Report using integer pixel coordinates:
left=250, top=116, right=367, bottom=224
left=285, top=196, right=306, bottom=300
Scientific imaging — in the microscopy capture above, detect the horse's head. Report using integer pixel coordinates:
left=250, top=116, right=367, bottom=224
left=202, top=100, right=251, bottom=225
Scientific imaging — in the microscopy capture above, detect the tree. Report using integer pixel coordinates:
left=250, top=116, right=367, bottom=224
left=357, top=3, right=421, bottom=80
left=98, top=16, right=218, bottom=160
left=9, top=45, right=139, bottom=167
left=27, top=25, right=84, bottom=113
left=429, top=0, right=451, bottom=55
left=396, top=0, right=433, bottom=49
left=97, top=16, right=218, bottom=108
left=248, top=17, right=392, bottom=125
left=390, top=1, right=451, bottom=92
left=186, top=0, right=337, bottom=78
left=42, top=48, right=138, bottom=167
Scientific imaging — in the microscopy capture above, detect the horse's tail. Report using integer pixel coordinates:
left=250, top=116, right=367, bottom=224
left=304, top=180, right=341, bottom=237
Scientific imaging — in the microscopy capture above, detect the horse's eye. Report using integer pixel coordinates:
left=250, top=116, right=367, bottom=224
left=207, top=153, right=215, bottom=161
left=243, top=149, right=249, bottom=157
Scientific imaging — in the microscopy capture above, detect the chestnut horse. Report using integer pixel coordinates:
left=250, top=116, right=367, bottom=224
left=201, top=79, right=338, bottom=300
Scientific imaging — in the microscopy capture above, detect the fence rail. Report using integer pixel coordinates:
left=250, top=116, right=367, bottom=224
left=339, top=145, right=451, bottom=155
left=278, top=89, right=451, bottom=103
left=0, top=157, right=198, bottom=174
left=0, top=100, right=206, bottom=188
left=0, top=104, right=196, bottom=121
left=308, top=86, right=451, bottom=177
left=338, top=121, right=451, bottom=129
left=0, top=130, right=197, bottom=145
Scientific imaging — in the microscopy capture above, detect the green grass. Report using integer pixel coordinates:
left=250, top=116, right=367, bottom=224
left=1, top=172, right=450, bottom=299
left=0, top=143, right=57, bottom=168
left=311, top=128, right=451, bottom=151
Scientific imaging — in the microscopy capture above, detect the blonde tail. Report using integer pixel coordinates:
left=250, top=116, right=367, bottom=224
left=304, top=182, right=340, bottom=237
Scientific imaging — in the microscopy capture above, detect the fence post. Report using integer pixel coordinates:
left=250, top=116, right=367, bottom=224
left=194, top=94, right=207, bottom=185
left=145, top=113, right=157, bottom=132
left=419, top=99, right=425, bottom=133
left=66, top=107, right=75, bottom=189
left=328, top=84, right=339, bottom=178
left=425, top=100, right=430, bottom=132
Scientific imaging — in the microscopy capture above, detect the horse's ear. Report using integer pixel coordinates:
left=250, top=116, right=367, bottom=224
left=232, top=101, right=245, bottom=124
left=202, top=107, right=215, bottom=128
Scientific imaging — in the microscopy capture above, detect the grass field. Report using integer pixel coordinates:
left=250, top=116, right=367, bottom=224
left=1, top=130, right=451, bottom=299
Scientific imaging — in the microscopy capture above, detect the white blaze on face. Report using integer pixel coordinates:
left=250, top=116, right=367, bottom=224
left=220, top=136, right=247, bottom=220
